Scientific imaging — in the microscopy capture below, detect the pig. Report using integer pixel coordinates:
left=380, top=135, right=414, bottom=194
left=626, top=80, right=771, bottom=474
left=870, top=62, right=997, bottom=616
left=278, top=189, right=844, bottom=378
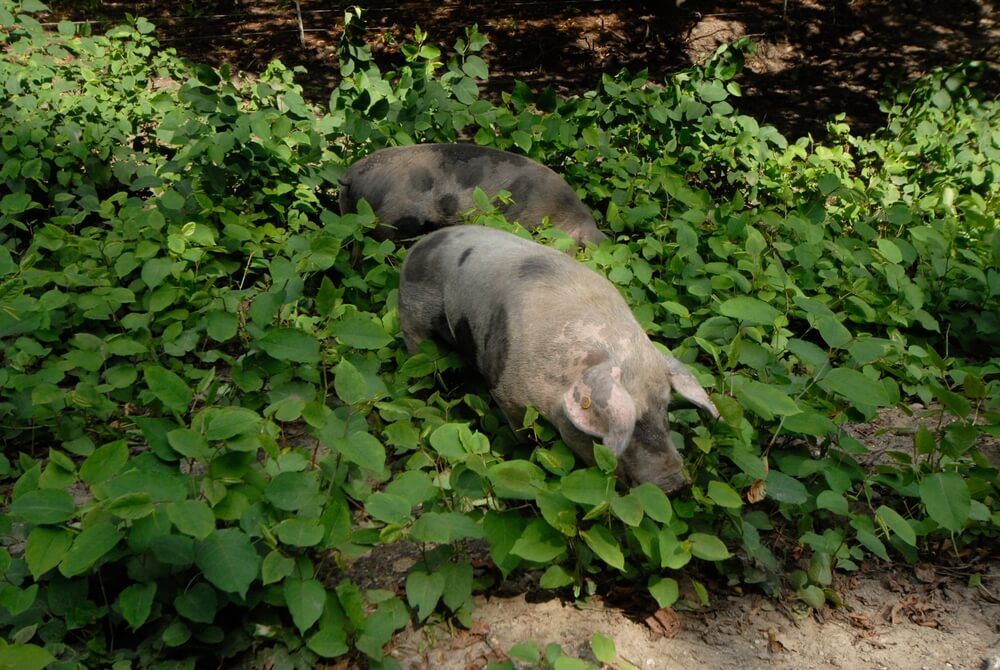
left=398, top=225, right=719, bottom=493
left=339, top=143, right=607, bottom=245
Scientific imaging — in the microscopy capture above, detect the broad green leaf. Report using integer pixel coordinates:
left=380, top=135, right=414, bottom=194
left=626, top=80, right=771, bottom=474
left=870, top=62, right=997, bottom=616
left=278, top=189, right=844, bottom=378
left=329, top=431, right=385, bottom=473
left=144, top=365, right=193, bottom=414
left=275, top=518, right=325, bottom=547
left=875, top=505, right=916, bottom=547
left=580, top=526, right=625, bottom=570
left=819, top=368, right=890, bottom=407
left=60, top=521, right=122, bottom=577
left=166, top=428, right=209, bottom=460
left=539, top=565, right=575, bottom=589
left=648, top=576, right=679, bottom=608
left=333, top=358, right=369, bottom=405
left=261, top=551, right=296, bottom=585
left=203, top=407, right=261, bottom=440
left=536, top=490, right=578, bottom=536
left=307, top=621, right=350, bottom=658
left=117, top=582, right=157, bottom=630
left=734, top=379, right=801, bottom=420
left=174, top=582, right=218, bottom=624
left=707, top=480, right=743, bottom=508
left=194, top=528, right=261, bottom=597
left=487, top=460, right=545, bottom=500
left=25, top=526, right=73, bottom=579
left=166, top=500, right=216, bottom=539
left=718, top=296, right=781, bottom=326
left=609, top=492, right=644, bottom=527
left=816, top=490, right=849, bottom=516
left=876, top=238, right=903, bottom=263
left=765, top=471, right=808, bottom=504
left=205, top=310, right=238, bottom=342
left=0, top=644, right=56, bottom=670
left=510, top=519, right=567, bottom=563
left=285, top=578, right=326, bottom=633
left=918, top=472, right=970, bottom=532
left=631, top=482, right=673, bottom=523
left=330, top=315, right=393, bottom=349
left=266, top=471, right=321, bottom=511
left=9, top=488, right=75, bottom=524
left=410, top=512, right=483, bottom=542
left=816, top=315, right=852, bottom=349
left=559, top=469, right=614, bottom=506
left=257, top=327, right=321, bottom=363
left=688, top=533, right=731, bottom=561
left=484, top=511, right=526, bottom=577
left=365, top=492, right=413, bottom=525
left=440, top=562, right=474, bottom=611
left=79, top=440, right=129, bottom=486
left=590, top=633, right=616, bottom=664
left=406, top=570, right=445, bottom=621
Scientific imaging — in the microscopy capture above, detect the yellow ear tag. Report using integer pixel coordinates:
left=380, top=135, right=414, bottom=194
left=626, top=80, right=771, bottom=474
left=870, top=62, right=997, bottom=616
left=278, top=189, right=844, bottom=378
left=580, top=396, right=592, bottom=410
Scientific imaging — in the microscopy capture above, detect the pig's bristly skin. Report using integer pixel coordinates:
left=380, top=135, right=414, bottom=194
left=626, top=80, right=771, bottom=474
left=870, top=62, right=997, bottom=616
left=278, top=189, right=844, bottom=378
left=339, top=143, right=607, bottom=245
left=399, top=225, right=719, bottom=493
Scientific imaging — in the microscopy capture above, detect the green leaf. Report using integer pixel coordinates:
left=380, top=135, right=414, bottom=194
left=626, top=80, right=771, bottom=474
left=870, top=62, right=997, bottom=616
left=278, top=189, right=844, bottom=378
left=266, top=471, right=321, bottom=511
left=590, top=633, right=616, bottom=664
left=918, top=472, right=970, bottom=532
left=118, top=582, right=157, bottom=630
left=9, top=488, right=75, bottom=524
left=261, top=551, right=296, bottom=585
left=79, top=440, right=129, bottom=486
left=819, top=368, right=890, bottom=407
left=559, top=469, right=614, bottom=506
left=194, top=528, right=261, bottom=598
left=718, top=296, right=781, bottom=326
left=333, top=358, right=369, bottom=405
left=284, top=578, right=326, bottom=633
left=875, top=505, right=916, bottom=547
left=0, top=644, right=56, bottom=670
left=166, top=428, right=209, bottom=460
left=440, top=562, right=474, bottom=611
left=816, top=490, right=849, bottom=516
left=876, top=238, right=903, bottom=263
left=410, top=512, right=483, bottom=542
left=330, top=315, right=393, bottom=349
left=734, top=379, right=801, bottom=420
left=648, top=576, right=679, bottom=608
left=365, top=492, right=413, bottom=525
left=688, top=533, right=731, bottom=561
left=406, top=570, right=445, bottom=621
left=329, top=431, right=385, bottom=473
left=166, top=500, right=216, bottom=539
left=580, top=526, right=625, bottom=570
left=765, top=471, right=808, bottom=504
left=203, top=406, right=261, bottom=440
left=539, top=565, right=575, bottom=589
left=60, top=521, right=122, bottom=577
left=609, top=492, right=644, bottom=527
left=25, top=526, right=73, bottom=579
left=487, top=460, right=545, bottom=500
left=510, top=520, right=567, bottom=563
left=275, top=518, right=325, bottom=547
left=631, top=482, right=673, bottom=523
left=174, top=582, right=218, bottom=624
left=258, top=327, right=321, bottom=363
left=707, top=480, right=743, bottom=508
left=307, top=621, right=350, bottom=659
left=144, top=365, right=193, bottom=414
left=205, top=310, right=238, bottom=342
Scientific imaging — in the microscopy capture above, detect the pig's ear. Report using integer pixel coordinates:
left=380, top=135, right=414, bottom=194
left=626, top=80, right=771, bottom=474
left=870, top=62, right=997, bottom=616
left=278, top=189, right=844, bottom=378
left=562, top=363, right=637, bottom=456
left=662, top=355, right=720, bottom=420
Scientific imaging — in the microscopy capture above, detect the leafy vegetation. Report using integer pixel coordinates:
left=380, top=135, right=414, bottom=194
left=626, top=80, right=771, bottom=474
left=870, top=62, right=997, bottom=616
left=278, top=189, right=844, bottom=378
left=1, top=1, right=998, bottom=667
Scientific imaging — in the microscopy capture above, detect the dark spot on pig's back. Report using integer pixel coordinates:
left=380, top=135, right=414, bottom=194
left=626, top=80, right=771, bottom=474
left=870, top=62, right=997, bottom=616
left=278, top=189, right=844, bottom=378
left=402, top=231, right=450, bottom=283
left=500, top=175, right=535, bottom=218
left=437, top=193, right=460, bottom=218
left=458, top=247, right=474, bottom=266
left=517, top=256, right=557, bottom=281
left=455, top=160, right=486, bottom=189
left=409, top=168, right=434, bottom=192
left=482, top=306, right=511, bottom=387
left=451, top=316, right=478, bottom=367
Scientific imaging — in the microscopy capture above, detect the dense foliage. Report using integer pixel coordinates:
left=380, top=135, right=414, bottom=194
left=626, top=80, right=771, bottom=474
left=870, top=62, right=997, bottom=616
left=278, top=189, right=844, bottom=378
left=1, top=1, right=998, bottom=667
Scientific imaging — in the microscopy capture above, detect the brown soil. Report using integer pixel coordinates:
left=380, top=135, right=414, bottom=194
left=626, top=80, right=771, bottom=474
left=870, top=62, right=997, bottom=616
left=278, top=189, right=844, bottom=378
left=45, top=0, right=1000, bottom=139
left=36, top=2, right=1000, bottom=668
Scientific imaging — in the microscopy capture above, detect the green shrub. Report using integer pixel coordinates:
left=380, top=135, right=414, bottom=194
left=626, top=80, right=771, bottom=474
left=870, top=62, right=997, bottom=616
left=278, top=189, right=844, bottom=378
left=1, top=2, right=997, bottom=667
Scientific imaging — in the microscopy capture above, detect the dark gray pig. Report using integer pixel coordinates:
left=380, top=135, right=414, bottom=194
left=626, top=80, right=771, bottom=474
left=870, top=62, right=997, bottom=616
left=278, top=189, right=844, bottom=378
left=398, top=225, right=719, bottom=493
left=339, top=143, right=606, bottom=245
